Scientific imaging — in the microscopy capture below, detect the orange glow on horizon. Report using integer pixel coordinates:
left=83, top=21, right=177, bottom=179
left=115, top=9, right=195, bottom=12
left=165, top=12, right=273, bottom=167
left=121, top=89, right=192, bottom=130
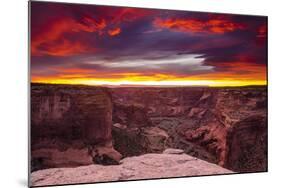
left=31, top=61, right=267, bottom=87
left=31, top=79, right=266, bottom=87
left=32, top=73, right=267, bottom=87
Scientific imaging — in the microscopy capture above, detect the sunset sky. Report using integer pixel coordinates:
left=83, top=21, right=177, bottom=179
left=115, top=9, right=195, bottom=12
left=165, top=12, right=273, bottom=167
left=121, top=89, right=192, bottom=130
left=31, top=2, right=267, bottom=87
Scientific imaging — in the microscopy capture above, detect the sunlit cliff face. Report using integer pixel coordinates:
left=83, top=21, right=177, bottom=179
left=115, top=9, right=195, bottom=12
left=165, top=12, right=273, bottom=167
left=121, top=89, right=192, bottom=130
left=31, top=2, right=267, bottom=87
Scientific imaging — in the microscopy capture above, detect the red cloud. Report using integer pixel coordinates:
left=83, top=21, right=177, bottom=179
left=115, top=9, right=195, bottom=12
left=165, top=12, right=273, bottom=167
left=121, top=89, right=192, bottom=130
left=31, top=7, right=153, bottom=56
left=256, top=24, right=267, bottom=45
left=39, top=39, right=95, bottom=57
left=31, top=17, right=106, bottom=56
left=108, top=27, right=121, bottom=36
left=153, top=17, right=245, bottom=34
left=103, top=7, right=156, bottom=24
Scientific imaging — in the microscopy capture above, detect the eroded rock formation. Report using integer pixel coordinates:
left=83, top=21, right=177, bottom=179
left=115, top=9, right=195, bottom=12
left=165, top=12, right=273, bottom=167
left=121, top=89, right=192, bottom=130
left=31, top=84, right=121, bottom=171
left=112, top=124, right=169, bottom=156
left=111, top=87, right=267, bottom=172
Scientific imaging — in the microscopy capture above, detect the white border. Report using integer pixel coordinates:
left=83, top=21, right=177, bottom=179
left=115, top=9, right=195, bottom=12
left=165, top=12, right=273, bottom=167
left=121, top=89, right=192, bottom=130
left=1, top=0, right=280, bottom=188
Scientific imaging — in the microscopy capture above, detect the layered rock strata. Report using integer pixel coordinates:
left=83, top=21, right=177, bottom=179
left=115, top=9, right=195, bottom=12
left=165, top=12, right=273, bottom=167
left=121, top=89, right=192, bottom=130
left=31, top=84, right=121, bottom=171
left=111, top=87, right=267, bottom=172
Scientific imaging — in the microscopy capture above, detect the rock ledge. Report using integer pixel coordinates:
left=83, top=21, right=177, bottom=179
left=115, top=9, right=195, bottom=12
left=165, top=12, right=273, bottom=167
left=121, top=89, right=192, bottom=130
left=31, top=153, right=233, bottom=187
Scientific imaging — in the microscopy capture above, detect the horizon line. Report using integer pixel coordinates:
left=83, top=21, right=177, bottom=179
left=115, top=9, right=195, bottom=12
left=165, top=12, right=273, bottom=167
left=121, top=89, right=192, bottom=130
left=31, top=82, right=267, bottom=88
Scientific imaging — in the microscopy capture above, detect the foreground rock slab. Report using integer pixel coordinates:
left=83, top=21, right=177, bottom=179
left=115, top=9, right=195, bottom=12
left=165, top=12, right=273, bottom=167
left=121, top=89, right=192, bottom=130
left=31, top=153, right=233, bottom=187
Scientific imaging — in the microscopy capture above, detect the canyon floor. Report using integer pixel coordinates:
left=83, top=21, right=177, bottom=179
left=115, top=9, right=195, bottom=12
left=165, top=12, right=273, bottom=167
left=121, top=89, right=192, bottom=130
left=30, top=84, right=267, bottom=186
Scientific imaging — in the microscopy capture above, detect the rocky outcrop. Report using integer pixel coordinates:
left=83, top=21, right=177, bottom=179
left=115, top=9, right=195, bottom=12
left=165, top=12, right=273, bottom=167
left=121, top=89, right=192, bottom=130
left=163, top=148, right=185, bottom=154
left=224, top=114, right=267, bottom=172
left=213, top=88, right=267, bottom=172
left=111, top=87, right=267, bottom=172
left=31, top=152, right=233, bottom=187
left=112, top=124, right=169, bottom=157
left=112, top=102, right=169, bottom=157
left=31, top=84, right=122, bottom=171
left=140, top=127, right=169, bottom=153
left=92, top=141, right=123, bottom=165
left=111, top=88, right=205, bottom=117
left=31, top=147, right=93, bottom=169
left=183, top=120, right=228, bottom=166
left=113, top=102, right=152, bottom=127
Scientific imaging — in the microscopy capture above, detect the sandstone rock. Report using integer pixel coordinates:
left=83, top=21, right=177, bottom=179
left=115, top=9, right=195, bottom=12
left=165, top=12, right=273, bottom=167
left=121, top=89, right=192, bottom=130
left=31, top=84, right=113, bottom=144
left=31, top=153, right=233, bottom=187
left=163, top=148, right=184, bottom=154
left=140, top=127, right=169, bottom=153
left=112, top=126, right=169, bottom=157
left=111, top=86, right=267, bottom=172
left=92, top=144, right=122, bottom=165
left=188, top=107, right=207, bottom=118
left=112, top=127, right=144, bottom=157
left=31, top=147, right=93, bottom=171
left=31, top=84, right=117, bottom=170
left=111, top=87, right=204, bottom=117
left=113, top=123, right=127, bottom=129
left=184, top=121, right=228, bottom=165
left=113, top=102, right=152, bottom=128
left=199, top=92, right=212, bottom=102
left=224, top=114, right=267, bottom=172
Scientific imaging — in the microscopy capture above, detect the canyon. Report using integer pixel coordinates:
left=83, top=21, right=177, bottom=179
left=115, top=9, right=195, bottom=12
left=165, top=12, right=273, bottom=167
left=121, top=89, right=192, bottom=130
left=30, top=84, right=267, bottom=186
left=110, top=86, right=267, bottom=172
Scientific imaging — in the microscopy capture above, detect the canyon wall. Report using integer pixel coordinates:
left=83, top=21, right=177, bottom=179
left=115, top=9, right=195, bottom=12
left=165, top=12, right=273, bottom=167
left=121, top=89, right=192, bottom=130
left=111, top=87, right=267, bottom=172
left=31, top=84, right=121, bottom=171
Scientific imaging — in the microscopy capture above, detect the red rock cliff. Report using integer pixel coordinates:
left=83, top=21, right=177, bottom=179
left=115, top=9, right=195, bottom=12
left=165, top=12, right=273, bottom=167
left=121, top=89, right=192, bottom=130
left=31, top=84, right=121, bottom=171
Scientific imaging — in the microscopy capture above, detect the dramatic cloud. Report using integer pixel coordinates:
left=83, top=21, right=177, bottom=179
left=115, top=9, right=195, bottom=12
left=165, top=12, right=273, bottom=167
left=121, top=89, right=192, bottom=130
left=31, top=17, right=105, bottom=56
left=31, top=2, right=267, bottom=86
left=108, top=28, right=121, bottom=36
left=31, top=3, right=155, bottom=56
left=153, top=17, right=245, bottom=34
